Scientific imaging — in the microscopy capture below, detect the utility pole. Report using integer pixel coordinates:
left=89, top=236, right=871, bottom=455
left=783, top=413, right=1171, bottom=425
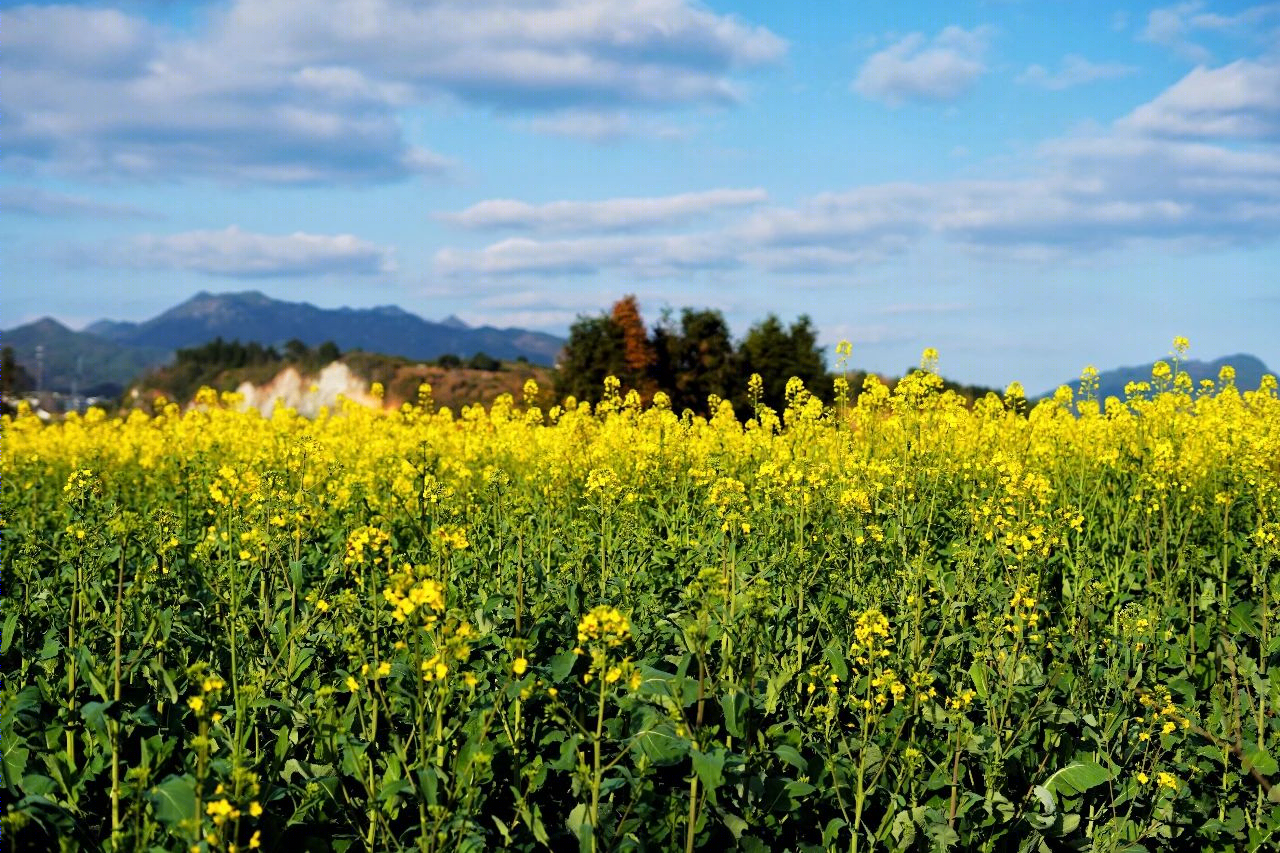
left=35, top=344, right=44, bottom=393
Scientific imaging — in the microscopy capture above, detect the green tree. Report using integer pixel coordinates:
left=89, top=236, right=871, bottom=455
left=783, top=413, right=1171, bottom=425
left=736, top=314, right=831, bottom=410
left=316, top=341, right=341, bottom=364
left=555, top=314, right=626, bottom=403
left=467, top=351, right=502, bottom=371
left=652, top=308, right=738, bottom=414
left=1, top=346, right=34, bottom=399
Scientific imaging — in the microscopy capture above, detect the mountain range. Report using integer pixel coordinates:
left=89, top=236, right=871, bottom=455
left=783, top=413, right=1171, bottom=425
left=3, top=291, right=565, bottom=394
left=1042, top=354, right=1273, bottom=401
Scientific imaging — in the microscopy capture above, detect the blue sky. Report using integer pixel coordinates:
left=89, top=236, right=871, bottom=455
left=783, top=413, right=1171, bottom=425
left=3, top=0, right=1279, bottom=392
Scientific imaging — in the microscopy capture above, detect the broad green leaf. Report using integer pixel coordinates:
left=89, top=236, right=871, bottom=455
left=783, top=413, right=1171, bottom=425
left=1242, top=745, right=1278, bottom=778
left=691, top=746, right=725, bottom=793
left=774, top=744, right=806, bottom=772
left=720, top=691, right=748, bottom=739
left=148, top=775, right=197, bottom=828
left=1041, top=760, right=1110, bottom=798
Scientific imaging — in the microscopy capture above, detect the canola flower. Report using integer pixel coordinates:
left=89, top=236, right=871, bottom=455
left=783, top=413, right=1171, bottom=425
left=4, top=343, right=1280, bottom=852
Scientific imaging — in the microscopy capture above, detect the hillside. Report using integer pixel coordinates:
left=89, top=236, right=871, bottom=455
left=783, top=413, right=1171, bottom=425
left=3, top=291, right=566, bottom=395
left=87, top=290, right=564, bottom=364
left=2, top=318, right=168, bottom=395
left=1042, top=353, right=1273, bottom=400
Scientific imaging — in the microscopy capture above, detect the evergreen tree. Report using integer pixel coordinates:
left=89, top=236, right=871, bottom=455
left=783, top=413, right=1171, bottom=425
left=1, top=346, right=34, bottom=397
left=737, top=314, right=831, bottom=410
left=652, top=308, right=737, bottom=414
left=555, top=313, right=626, bottom=403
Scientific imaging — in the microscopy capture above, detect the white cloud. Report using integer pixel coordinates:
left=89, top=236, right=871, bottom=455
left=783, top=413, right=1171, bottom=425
left=1140, top=2, right=1280, bottom=62
left=1120, top=59, right=1280, bottom=139
left=1141, top=2, right=1214, bottom=61
left=1017, top=55, right=1137, bottom=90
left=105, top=226, right=395, bottom=277
left=521, top=110, right=689, bottom=143
left=431, top=55, right=1280, bottom=278
left=435, top=233, right=739, bottom=278
left=442, top=189, right=768, bottom=232
left=852, top=26, right=992, bottom=106
left=0, top=187, right=154, bottom=219
left=2, top=0, right=784, bottom=182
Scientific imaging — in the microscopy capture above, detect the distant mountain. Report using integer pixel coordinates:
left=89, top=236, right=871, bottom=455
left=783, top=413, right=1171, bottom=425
left=1041, top=354, right=1273, bottom=401
left=3, top=318, right=168, bottom=395
left=3, top=291, right=565, bottom=396
left=87, top=291, right=563, bottom=364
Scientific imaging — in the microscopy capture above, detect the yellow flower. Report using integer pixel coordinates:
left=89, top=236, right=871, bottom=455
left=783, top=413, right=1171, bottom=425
left=512, top=657, right=529, bottom=676
left=250, top=830, right=262, bottom=849
left=1137, top=772, right=1149, bottom=784
left=187, top=696, right=204, bottom=713
left=345, top=676, right=359, bottom=691
left=249, top=801, right=263, bottom=818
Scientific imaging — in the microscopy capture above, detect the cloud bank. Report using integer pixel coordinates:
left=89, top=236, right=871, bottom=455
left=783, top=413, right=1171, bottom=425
left=103, top=226, right=395, bottom=277
left=3, top=0, right=785, bottom=183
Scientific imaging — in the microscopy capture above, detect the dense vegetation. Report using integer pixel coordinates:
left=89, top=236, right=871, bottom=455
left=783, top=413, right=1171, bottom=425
left=3, top=344, right=1279, bottom=852
left=556, top=297, right=996, bottom=414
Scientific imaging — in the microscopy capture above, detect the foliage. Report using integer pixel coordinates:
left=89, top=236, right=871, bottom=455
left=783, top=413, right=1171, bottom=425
left=651, top=308, right=739, bottom=415
left=465, top=352, right=502, bottom=372
left=2, top=346, right=34, bottom=396
left=4, top=346, right=1280, bottom=853
left=141, top=338, right=342, bottom=404
left=555, top=314, right=626, bottom=403
left=736, top=314, right=831, bottom=412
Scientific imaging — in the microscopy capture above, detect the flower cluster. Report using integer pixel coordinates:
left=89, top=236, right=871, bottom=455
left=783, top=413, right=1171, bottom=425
left=577, top=606, right=632, bottom=648
left=382, top=564, right=446, bottom=624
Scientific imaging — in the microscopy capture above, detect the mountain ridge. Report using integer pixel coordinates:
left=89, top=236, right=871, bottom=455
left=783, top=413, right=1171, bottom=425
left=1038, top=353, right=1273, bottom=401
left=4, top=290, right=565, bottom=394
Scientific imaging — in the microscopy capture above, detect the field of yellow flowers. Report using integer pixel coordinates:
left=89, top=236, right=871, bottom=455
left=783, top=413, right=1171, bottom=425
left=4, top=347, right=1280, bottom=852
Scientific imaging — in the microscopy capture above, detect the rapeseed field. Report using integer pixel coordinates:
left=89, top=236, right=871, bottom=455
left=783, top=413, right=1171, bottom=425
left=4, top=346, right=1280, bottom=852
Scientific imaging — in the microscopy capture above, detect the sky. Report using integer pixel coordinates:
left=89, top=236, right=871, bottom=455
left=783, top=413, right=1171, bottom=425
left=3, top=0, right=1279, bottom=393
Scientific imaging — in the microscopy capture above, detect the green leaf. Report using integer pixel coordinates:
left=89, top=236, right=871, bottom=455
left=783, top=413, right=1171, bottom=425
left=774, top=744, right=806, bottom=773
left=785, top=780, right=816, bottom=798
left=4, top=741, right=30, bottom=792
left=720, top=692, right=748, bottom=739
left=548, top=650, right=580, bottom=684
left=1242, top=745, right=1278, bottom=778
left=148, top=775, right=197, bottom=828
left=824, top=644, right=849, bottom=681
left=968, top=661, right=990, bottom=701
left=721, top=811, right=749, bottom=839
left=1, top=612, right=18, bottom=655
left=1041, top=760, right=1110, bottom=798
left=81, top=701, right=116, bottom=745
left=566, top=803, right=592, bottom=850
left=822, top=817, right=848, bottom=848
left=691, top=746, right=725, bottom=793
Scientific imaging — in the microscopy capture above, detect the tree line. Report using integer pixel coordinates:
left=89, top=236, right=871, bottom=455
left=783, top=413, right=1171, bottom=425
left=555, top=296, right=999, bottom=415
left=555, top=296, right=832, bottom=415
